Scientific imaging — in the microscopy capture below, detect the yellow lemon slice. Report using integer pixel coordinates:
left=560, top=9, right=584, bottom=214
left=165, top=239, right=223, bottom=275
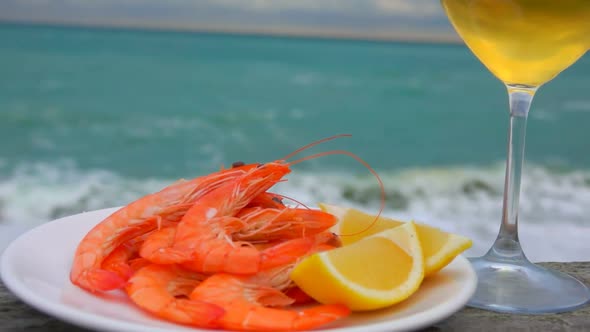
left=291, top=222, right=424, bottom=311
left=319, top=203, right=472, bottom=276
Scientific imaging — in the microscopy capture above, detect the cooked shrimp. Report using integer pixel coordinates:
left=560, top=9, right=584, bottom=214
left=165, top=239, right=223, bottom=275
left=72, top=133, right=382, bottom=292
left=188, top=231, right=346, bottom=331
left=70, top=165, right=257, bottom=292
left=180, top=226, right=316, bottom=274
left=173, top=144, right=384, bottom=274
left=141, top=226, right=323, bottom=279
left=141, top=162, right=313, bottom=272
left=190, top=273, right=350, bottom=331
left=234, top=206, right=337, bottom=241
left=125, top=263, right=224, bottom=328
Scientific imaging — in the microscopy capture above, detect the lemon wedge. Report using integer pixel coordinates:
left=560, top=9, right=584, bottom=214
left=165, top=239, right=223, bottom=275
left=319, top=203, right=472, bottom=276
left=290, top=222, right=424, bottom=311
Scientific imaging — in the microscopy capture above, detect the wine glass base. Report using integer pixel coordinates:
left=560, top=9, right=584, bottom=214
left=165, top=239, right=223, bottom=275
left=467, top=256, right=590, bottom=314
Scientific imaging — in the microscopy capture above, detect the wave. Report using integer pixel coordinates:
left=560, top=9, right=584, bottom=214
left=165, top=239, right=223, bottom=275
left=0, top=160, right=170, bottom=225
left=1, top=161, right=589, bottom=262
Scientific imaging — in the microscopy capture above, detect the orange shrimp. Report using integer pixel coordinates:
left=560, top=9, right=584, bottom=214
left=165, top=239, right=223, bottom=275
left=180, top=224, right=317, bottom=274
left=140, top=222, right=315, bottom=269
left=234, top=206, right=338, bottom=241
left=141, top=152, right=354, bottom=274
left=141, top=162, right=316, bottom=273
left=138, top=211, right=330, bottom=265
left=189, top=272, right=350, bottom=331
left=125, top=264, right=224, bottom=328
left=72, top=133, right=380, bottom=292
left=186, top=233, right=346, bottom=331
left=70, top=164, right=258, bottom=293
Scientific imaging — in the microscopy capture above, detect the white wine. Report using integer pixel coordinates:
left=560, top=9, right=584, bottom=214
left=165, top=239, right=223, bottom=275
left=441, top=0, right=590, bottom=86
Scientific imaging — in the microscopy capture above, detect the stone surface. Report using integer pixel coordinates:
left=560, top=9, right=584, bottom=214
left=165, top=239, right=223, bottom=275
left=0, top=262, right=588, bottom=331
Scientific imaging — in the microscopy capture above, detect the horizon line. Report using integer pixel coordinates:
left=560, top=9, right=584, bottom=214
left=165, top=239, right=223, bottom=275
left=0, top=18, right=463, bottom=45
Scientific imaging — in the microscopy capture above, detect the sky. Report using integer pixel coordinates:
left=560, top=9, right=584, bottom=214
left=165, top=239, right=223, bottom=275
left=0, top=0, right=458, bottom=41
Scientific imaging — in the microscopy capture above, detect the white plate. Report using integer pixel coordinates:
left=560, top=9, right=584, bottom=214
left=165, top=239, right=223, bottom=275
left=1, top=207, right=477, bottom=332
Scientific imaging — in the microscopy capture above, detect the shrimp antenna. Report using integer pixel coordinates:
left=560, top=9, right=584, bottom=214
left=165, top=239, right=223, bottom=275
left=289, top=150, right=385, bottom=237
left=281, top=134, right=352, bottom=161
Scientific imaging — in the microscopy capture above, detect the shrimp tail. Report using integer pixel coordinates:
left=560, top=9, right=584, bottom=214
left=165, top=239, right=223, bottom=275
left=72, top=269, right=127, bottom=292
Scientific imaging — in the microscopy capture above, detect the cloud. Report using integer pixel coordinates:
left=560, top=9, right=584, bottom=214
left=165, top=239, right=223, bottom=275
left=0, top=0, right=452, bottom=37
left=178, top=0, right=443, bottom=18
left=4, top=0, right=444, bottom=17
left=211, top=0, right=363, bottom=12
left=375, top=0, right=443, bottom=17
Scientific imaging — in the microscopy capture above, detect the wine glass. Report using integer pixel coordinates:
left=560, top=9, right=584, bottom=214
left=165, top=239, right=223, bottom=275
left=439, top=0, right=590, bottom=313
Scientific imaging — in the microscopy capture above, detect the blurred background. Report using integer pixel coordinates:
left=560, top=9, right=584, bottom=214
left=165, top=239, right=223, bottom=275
left=1, top=0, right=589, bottom=261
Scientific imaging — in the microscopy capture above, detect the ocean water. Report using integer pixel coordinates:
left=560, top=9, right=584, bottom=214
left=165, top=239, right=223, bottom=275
left=1, top=23, right=590, bottom=261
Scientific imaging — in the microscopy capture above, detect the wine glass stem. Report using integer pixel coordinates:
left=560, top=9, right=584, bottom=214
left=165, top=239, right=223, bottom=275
left=487, top=85, right=537, bottom=262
